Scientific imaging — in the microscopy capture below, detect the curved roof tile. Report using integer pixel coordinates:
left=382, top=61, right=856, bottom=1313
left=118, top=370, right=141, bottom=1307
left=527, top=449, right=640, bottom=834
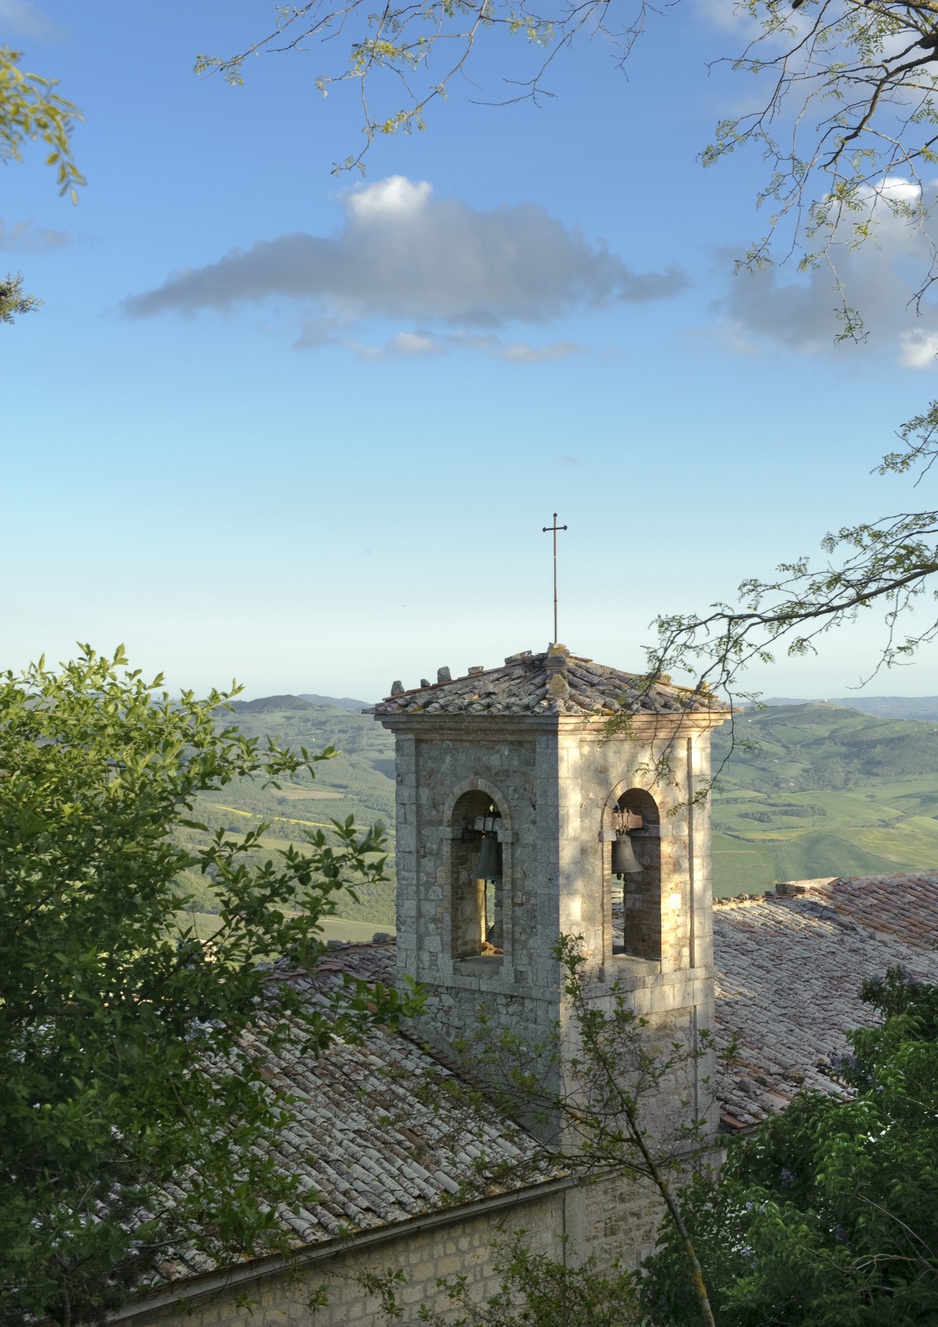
left=372, top=646, right=728, bottom=719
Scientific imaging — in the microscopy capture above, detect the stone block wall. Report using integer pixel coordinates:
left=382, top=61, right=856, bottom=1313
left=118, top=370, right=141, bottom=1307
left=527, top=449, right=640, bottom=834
left=390, top=717, right=716, bottom=1088
left=116, top=1176, right=667, bottom=1327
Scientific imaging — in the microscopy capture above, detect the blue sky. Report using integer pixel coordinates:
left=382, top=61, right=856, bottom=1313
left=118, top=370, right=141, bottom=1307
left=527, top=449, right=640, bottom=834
left=3, top=0, right=938, bottom=701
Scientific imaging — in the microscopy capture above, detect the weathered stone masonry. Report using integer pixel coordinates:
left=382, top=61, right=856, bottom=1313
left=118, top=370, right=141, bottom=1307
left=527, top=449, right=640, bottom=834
left=113, top=644, right=734, bottom=1327
left=375, top=644, right=729, bottom=1144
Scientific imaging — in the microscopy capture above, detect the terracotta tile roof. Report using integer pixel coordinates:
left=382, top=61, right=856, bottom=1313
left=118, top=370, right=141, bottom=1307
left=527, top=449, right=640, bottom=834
left=712, top=871, right=938, bottom=1130
left=151, top=870, right=938, bottom=1284
left=778, top=871, right=938, bottom=950
left=371, top=645, right=728, bottom=719
left=153, top=946, right=559, bottom=1284
left=321, top=874, right=938, bottom=1137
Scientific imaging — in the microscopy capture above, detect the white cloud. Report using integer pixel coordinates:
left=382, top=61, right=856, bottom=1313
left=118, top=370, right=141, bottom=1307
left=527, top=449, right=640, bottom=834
left=716, top=179, right=938, bottom=368
left=0, top=218, right=70, bottom=253
left=344, top=176, right=433, bottom=221
left=0, top=0, right=64, bottom=38
left=501, top=341, right=580, bottom=362
left=386, top=331, right=440, bottom=356
left=878, top=175, right=922, bottom=205
left=299, top=325, right=587, bottom=361
left=899, top=330, right=938, bottom=369
left=124, top=177, right=689, bottom=349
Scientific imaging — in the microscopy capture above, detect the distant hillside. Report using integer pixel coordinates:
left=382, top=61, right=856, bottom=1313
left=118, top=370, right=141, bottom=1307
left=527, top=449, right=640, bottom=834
left=230, top=692, right=372, bottom=713
left=764, top=695, right=938, bottom=722
left=229, top=695, right=318, bottom=713
left=711, top=702, right=938, bottom=893
left=299, top=692, right=372, bottom=711
left=178, top=699, right=396, bottom=928
left=197, top=696, right=938, bottom=911
left=717, top=702, right=938, bottom=790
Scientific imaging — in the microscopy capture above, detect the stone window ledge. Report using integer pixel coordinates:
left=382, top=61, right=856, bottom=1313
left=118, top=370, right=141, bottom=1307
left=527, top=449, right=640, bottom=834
left=454, top=956, right=505, bottom=975
left=609, top=953, right=662, bottom=976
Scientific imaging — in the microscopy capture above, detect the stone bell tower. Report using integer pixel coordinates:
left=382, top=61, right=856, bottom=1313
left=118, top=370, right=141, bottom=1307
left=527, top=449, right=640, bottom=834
left=373, top=644, right=729, bottom=1144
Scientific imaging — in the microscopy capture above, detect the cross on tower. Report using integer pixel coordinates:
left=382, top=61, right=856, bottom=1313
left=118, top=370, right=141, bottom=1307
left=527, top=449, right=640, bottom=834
left=541, top=512, right=568, bottom=645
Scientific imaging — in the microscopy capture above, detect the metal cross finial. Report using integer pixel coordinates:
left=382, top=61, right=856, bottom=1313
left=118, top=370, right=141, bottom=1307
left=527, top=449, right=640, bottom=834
left=541, top=513, right=568, bottom=644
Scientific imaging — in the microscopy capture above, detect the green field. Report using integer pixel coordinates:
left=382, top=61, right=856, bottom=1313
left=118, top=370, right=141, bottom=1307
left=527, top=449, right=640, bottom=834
left=179, top=910, right=394, bottom=945
left=174, top=696, right=397, bottom=927
left=183, top=694, right=938, bottom=911
left=709, top=704, right=938, bottom=894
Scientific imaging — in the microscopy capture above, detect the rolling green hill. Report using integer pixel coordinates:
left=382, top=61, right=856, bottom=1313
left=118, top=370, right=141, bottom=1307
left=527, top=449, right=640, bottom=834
left=186, top=694, right=938, bottom=915
left=766, top=696, right=938, bottom=722
left=177, top=696, right=397, bottom=928
left=709, top=703, right=938, bottom=894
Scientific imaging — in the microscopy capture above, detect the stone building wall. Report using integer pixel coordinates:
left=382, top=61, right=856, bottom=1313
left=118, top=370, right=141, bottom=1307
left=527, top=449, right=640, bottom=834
left=387, top=713, right=719, bottom=1145
left=115, top=1175, right=665, bottom=1327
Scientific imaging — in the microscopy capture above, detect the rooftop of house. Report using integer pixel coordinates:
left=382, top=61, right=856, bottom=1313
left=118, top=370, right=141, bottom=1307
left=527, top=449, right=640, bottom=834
left=305, top=871, right=938, bottom=1136
left=154, top=956, right=561, bottom=1286
left=149, top=870, right=938, bottom=1295
left=713, top=870, right=938, bottom=1129
left=370, top=644, right=730, bottom=719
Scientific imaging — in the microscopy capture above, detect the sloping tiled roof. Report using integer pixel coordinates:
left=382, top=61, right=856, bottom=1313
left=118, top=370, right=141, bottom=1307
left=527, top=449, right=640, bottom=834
left=713, top=871, right=938, bottom=1130
left=153, top=948, right=558, bottom=1285
left=318, top=874, right=938, bottom=1135
left=372, top=646, right=728, bottom=719
left=150, top=871, right=938, bottom=1288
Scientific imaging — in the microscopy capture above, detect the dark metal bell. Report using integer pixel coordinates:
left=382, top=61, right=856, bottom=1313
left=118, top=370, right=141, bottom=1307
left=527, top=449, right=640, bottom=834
left=611, top=833, right=641, bottom=879
left=475, top=833, right=503, bottom=882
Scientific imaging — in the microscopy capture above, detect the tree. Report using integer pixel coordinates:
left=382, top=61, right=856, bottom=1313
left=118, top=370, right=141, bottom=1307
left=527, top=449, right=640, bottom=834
left=649, top=398, right=938, bottom=713
left=1, top=45, right=84, bottom=325
left=357, top=936, right=727, bottom=1327
left=0, top=46, right=84, bottom=202
left=360, top=1236, right=641, bottom=1325
left=0, top=272, right=40, bottom=324
left=198, top=0, right=938, bottom=252
left=197, top=2, right=938, bottom=700
left=0, top=646, right=416, bottom=1326
left=641, top=967, right=938, bottom=1326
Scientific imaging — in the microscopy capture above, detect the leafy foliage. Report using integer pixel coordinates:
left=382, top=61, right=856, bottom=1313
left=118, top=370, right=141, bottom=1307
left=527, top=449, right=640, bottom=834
left=0, top=272, right=41, bottom=325
left=196, top=0, right=658, bottom=173
left=652, top=400, right=938, bottom=695
left=705, top=0, right=938, bottom=295
left=646, top=402, right=938, bottom=715
left=0, top=46, right=84, bottom=201
left=183, top=696, right=397, bottom=926
left=436, top=937, right=729, bottom=1327
left=361, top=1235, right=640, bottom=1325
left=642, top=967, right=938, bottom=1326
left=0, top=648, right=415, bottom=1326
left=203, top=0, right=938, bottom=276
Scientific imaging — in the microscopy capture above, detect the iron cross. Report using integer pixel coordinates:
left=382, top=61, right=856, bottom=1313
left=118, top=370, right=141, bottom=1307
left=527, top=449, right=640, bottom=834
left=542, top=513, right=568, bottom=644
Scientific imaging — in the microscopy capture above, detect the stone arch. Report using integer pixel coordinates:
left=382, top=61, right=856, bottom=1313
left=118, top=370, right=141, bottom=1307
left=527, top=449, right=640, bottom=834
left=442, top=777, right=514, bottom=837
left=445, top=780, right=512, bottom=963
left=603, top=783, right=662, bottom=960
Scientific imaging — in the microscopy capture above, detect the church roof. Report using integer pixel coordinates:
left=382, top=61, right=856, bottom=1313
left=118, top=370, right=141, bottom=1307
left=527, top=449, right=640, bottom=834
left=372, top=645, right=728, bottom=719
left=132, top=870, right=938, bottom=1306
left=150, top=949, right=561, bottom=1287
left=306, top=874, right=938, bottom=1135
left=712, top=871, right=938, bottom=1130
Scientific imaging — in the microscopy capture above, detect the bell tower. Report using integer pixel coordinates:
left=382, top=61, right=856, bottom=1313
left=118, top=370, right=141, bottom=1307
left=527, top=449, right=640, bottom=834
left=373, top=644, right=729, bottom=1143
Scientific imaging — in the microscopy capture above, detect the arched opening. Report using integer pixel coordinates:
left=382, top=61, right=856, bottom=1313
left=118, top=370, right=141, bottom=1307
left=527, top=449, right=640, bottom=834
left=610, top=788, right=661, bottom=960
left=449, top=790, right=506, bottom=961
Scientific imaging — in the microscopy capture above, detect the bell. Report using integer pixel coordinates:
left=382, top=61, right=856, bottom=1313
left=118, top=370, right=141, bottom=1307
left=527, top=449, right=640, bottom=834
left=611, top=833, right=641, bottom=879
left=474, top=832, right=503, bottom=882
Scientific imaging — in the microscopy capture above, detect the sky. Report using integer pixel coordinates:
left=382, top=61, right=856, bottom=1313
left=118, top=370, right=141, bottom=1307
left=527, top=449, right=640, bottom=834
left=4, top=0, right=938, bottom=702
